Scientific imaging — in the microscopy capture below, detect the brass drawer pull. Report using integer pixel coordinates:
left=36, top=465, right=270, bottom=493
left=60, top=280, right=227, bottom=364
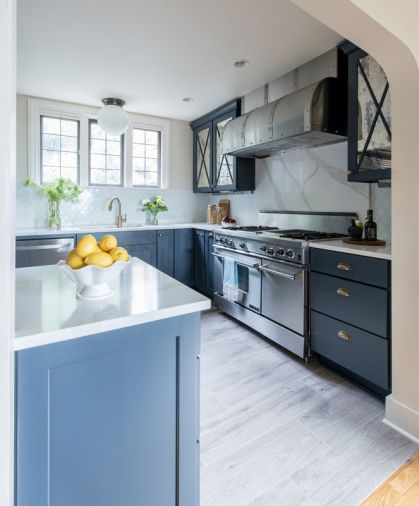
left=337, top=262, right=351, bottom=272
left=338, top=330, right=351, bottom=341
left=337, top=287, right=351, bottom=297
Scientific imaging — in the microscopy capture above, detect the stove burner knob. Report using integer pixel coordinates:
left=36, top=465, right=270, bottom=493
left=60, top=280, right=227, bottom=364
left=286, top=249, right=295, bottom=259
left=267, top=247, right=275, bottom=255
left=239, top=242, right=246, bottom=249
left=277, top=248, right=285, bottom=256
left=260, top=245, right=267, bottom=252
left=226, top=240, right=233, bottom=247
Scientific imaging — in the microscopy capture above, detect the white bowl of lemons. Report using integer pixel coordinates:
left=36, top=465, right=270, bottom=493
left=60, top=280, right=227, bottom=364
left=57, top=234, right=130, bottom=300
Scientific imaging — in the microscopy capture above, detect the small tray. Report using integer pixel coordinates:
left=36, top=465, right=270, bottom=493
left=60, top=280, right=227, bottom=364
left=343, top=238, right=386, bottom=246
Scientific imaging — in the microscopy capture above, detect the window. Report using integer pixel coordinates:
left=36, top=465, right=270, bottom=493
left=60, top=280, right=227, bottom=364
left=29, top=98, right=170, bottom=188
left=132, top=127, right=161, bottom=187
left=40, top=115, right=79, bottom=183
left=89, top=120, right=124, bottom=186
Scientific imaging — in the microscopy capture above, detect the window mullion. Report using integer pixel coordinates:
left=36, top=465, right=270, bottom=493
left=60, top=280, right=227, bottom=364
left=79, top=116, right=89, bottom=187
left=125, top=127, right=133, bottom=188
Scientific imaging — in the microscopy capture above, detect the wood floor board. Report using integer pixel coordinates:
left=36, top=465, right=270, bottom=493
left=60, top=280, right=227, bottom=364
left=200, top=310, right=418, bottom=506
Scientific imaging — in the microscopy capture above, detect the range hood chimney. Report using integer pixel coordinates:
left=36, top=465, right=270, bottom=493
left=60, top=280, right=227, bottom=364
left=222, top=48, right=348, bottom=158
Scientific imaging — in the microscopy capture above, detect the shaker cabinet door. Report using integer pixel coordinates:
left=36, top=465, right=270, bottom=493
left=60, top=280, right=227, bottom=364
left=157, top=229, right=174, bottom=276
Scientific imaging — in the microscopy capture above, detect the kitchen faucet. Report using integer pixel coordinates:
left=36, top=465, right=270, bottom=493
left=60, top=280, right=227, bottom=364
left=108, top=197, right=127, bottom=228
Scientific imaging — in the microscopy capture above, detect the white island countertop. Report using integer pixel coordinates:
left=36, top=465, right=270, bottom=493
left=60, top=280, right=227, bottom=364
left=15, top=258, right=211, bottom=351
left=310, top=239, right=391, bottom=260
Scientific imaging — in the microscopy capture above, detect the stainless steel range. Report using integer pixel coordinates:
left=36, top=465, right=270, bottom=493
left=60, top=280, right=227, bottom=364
left=212, top=211, right=357, bottom=359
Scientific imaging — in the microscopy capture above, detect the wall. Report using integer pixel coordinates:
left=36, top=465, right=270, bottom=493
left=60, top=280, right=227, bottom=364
left=16, top=94, right=208, bottom=228
left=292, top=0, right=419, bottom=444
left=0, top=0, right=16, bottom=504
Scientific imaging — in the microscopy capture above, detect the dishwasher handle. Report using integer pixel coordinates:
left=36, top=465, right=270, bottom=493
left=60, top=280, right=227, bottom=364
left=16, top=242, right=73, bottom=251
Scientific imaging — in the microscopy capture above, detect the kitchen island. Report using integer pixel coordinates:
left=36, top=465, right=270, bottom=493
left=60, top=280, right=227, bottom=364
left=15, top=258, right=210, bottom=506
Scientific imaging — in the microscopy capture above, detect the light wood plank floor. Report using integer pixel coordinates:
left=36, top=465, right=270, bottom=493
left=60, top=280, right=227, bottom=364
left=361, top=452, right=419, bottom=505
left=200, top=309, right=418, bottom=506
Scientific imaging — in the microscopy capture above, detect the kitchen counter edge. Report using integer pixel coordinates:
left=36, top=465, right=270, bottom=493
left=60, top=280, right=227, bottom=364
left=309, top=239, right=391, bottom=260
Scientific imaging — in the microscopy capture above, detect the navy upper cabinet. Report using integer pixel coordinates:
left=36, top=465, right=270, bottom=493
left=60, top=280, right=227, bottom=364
left=340, top=42, right=391, bottom=182
left=191, top=99, right=255, bottom=193
left=157, top=229, right=174, bottom=277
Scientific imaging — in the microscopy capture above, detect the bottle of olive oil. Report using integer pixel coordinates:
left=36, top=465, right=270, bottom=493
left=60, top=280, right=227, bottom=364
left=364, top=209, right=377, bottom=240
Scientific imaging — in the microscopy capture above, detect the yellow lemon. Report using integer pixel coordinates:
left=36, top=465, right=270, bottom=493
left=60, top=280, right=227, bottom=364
left=66, top=249, right=85, bottom=270
left=99, top=234, right=117, bottom=252
left=84, top=251, right=114, bottom=268
left=109, top=247, right=129, bottom=262
left=76, top=234, right=98, bottom=258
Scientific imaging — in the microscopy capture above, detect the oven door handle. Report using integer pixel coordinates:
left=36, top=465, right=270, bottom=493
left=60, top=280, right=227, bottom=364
left=211, top=252, right=260, bottom=270
left=258, top=265, right=297, bottom=280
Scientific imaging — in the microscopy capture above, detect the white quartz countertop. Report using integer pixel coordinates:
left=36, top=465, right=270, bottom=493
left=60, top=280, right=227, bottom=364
left=16, top=222, right=222, bottom=236
left=310, top=239, right=391, bottom=260
left=15, top=258, right=211, bottom=350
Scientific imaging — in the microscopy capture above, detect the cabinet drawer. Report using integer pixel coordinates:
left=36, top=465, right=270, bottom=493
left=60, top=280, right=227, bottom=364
left=310, top=248, right=389, bottom=288
left=79, top=230, right=157, bottom=247
left=311, top=311, right=389, bottom=390
left=310, top=272, right=388, bottom=337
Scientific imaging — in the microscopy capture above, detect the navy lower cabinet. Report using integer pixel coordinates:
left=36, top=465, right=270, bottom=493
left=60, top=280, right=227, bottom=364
left=309, top=248, right=391, bottom=397
left=194, top=229, right=214, bottom=297
left=174, top=229, right=194, bottom=287
left=16, top=314, right=201, bottom=506
left=157, top=229, right=175, bottom=276
left=77, top=231, right=157, bottom=267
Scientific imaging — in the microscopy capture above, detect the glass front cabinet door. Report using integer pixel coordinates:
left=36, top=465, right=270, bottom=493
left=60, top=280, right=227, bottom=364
left=344, top=43, right=392, bottom=182
left=194, top=121, right=213, bottom=192
left=191, top=99, right=255, bottom=193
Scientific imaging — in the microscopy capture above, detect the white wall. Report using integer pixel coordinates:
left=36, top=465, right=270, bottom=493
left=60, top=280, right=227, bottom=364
left=292, top=0, right=419, bottom=444
left=16, top=94, right=193, bottom=189
left=0, top=0, right=16, bottom=504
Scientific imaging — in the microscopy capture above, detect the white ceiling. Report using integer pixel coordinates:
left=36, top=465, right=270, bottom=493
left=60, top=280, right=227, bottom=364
left=17, top=0, right=342, bottom=121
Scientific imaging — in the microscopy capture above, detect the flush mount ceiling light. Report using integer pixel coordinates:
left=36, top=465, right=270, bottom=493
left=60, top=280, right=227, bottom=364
left=182, top=97, right=193, bottom=102
left=98, top=98, right=130, bottom=136
left=233, top=59, right=249, bottom=69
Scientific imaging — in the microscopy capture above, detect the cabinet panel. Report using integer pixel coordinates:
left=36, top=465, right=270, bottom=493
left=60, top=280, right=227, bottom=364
left=16, top=323, right=179, bottom=506
left=174, top=229, right=194, bottom=286
left=194, top=230, right=206, bottom=293
left=311, top=310, right=389, bottom=391
left=205, top=231, right=215, bottom=295
left=157, top=229, right=174, bottom=276
left=310, top=271, right=388, bottom=338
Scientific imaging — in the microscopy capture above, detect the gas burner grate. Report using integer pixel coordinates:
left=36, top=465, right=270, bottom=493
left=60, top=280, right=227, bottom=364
left=277, top=229, right=346, bottom=240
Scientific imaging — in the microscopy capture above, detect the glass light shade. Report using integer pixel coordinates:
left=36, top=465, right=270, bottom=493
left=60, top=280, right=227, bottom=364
left=98, top=103, right=129, bottom=136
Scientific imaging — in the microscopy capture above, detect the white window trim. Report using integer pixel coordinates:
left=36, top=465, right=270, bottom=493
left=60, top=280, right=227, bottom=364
left=28, top=98, right=171, bottom=189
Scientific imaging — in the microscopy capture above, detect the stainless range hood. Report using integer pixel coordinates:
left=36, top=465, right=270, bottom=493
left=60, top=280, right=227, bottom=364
left=222, top=49, right=348, bottom=158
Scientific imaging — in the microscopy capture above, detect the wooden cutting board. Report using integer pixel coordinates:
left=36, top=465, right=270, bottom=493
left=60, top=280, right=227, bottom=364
left=343, top=238, right=386, bottom=246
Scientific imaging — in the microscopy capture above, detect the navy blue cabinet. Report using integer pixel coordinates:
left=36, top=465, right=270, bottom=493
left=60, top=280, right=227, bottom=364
left=157, top=229, right=174, bottom=276
left=191, top=99, right=255, bottom=193
left=174, top=229, right=194, bottom=287
left=310, top=247, right=391, bottom=396
left=16, top=314, right=201, bottom=506
left=194, top=229, right=214, bottom=297
left=77, top=231, right=157, bottom=267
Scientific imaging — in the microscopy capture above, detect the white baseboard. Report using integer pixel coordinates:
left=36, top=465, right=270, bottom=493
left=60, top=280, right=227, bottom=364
left=384, top=395, right=419, bottom=445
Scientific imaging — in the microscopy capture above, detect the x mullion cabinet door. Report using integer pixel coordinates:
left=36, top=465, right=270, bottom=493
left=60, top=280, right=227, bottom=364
left=193, top=121, right=213, bottom=192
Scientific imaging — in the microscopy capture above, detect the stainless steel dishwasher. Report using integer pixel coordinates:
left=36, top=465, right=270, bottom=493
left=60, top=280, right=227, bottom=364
left=16, top=237, right=75, bottom=268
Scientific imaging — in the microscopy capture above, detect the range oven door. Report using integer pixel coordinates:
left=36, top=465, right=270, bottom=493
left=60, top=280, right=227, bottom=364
left=212, top=246, right=261, bottom=313
left=260, top=260, right=307, bottom=335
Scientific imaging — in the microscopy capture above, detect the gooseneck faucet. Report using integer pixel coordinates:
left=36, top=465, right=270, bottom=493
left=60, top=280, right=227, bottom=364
left=108, top=197, right=127, bottom=228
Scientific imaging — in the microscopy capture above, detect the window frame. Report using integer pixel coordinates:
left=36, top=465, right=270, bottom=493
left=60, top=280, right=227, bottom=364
left=88, top=119, right=125, bottom=187
left=40, top=114, right=81, bottom=184
left=131, top=126, right=162, bottom=188
left=28, top=98, right=171, bottom=189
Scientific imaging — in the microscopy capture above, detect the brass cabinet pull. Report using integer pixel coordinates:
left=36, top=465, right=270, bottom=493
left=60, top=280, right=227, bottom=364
left=337, top=262, right=351, bottom=272
left=336, top=287, right=351, bottom=297
left=337, top=330, right=351, bottom=341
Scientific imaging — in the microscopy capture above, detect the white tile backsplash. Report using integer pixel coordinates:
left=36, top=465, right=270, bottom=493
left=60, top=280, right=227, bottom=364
left=16, top=186, right=208, bottom=229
